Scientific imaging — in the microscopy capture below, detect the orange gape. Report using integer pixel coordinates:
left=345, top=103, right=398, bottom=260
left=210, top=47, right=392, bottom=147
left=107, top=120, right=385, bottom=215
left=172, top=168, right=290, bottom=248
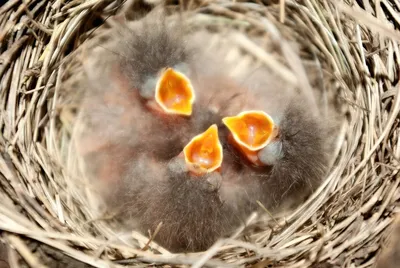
left=223, top=111, right=277, bottom=166
left=223, top=111, right=275, bottom=151
left=183, top=124, right=223, bottom=175
left=155, top=68, right=195, bottom=116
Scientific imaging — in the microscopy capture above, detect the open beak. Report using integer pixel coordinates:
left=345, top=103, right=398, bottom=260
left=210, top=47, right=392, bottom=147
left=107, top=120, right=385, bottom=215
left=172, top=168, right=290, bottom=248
left=183, top=124, right=223, bottom=175
left=222, top=110, right=278, bottom=165
left=154, top=68, right=195, bottom=116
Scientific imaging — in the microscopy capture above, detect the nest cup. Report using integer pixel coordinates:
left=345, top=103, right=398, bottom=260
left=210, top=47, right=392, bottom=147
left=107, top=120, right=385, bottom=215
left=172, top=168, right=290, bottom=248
left=0, top=0, right=399, bottom=267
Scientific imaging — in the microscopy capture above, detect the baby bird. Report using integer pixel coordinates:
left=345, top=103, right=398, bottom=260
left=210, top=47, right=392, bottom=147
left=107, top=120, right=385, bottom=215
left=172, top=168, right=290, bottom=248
left=73, top=9, right=332, bottom=252
left=219, top=75, right=328, bottom=209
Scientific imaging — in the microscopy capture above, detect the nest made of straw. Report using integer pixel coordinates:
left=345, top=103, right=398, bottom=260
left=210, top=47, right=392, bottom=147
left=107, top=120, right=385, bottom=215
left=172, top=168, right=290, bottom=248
left=0, top=0, right=399, bottom=267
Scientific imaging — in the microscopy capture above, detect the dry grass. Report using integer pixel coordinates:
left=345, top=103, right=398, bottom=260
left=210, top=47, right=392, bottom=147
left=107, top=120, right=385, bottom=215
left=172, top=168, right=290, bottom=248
left=0, top=0, right=399, bottom=267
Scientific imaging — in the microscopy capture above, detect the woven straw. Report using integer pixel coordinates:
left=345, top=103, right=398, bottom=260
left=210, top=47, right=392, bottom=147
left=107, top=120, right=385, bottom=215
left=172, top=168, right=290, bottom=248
left=0, top=0, right=399, bottom=267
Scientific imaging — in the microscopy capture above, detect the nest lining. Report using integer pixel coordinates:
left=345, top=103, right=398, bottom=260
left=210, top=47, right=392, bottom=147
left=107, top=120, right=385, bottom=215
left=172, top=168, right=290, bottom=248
left=0, top=0, right=399, bottom=267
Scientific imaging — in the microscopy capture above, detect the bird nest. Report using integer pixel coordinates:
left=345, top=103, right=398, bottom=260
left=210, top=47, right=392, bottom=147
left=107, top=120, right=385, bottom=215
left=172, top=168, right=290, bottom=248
left=0, top=0, right=399, bottom=267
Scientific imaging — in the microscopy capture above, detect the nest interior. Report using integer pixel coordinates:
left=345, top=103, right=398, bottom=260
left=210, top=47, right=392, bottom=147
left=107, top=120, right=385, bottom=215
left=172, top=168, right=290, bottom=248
left=0, top=0, right=399, bottom=267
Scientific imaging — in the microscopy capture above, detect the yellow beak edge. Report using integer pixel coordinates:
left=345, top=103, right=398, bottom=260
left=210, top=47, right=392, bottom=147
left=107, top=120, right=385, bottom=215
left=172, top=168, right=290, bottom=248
left=222, top=110, right=277, bottom=166
left=183, top=124, right=223, bottom=175
left=155, top=68, right=195, bottom=116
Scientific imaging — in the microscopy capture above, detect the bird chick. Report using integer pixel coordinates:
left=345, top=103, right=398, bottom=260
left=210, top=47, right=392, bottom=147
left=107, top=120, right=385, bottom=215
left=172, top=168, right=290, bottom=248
left=72, top=9, right=334, bottom=252
left=221, top=93, right=329, bottom=209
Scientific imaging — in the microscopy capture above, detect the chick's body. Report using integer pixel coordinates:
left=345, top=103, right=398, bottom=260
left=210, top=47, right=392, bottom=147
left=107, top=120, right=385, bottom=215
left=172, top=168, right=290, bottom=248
left=74, top=11, right=332, bottom=252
